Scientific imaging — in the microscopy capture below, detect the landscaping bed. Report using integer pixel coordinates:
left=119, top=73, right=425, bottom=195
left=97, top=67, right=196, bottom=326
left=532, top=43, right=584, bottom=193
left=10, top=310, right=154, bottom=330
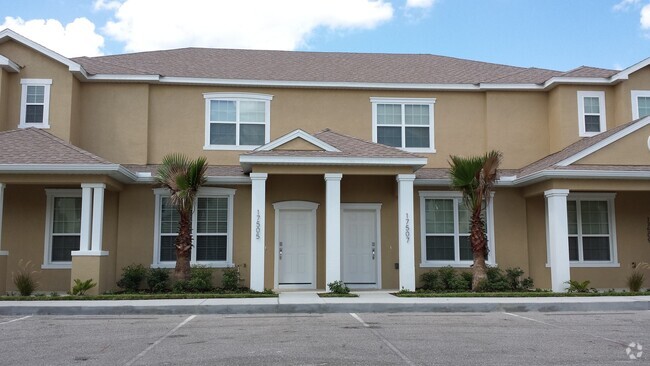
left=0, top=292, right=278, bottom=301
left=317, top=293, right=359, bottom=298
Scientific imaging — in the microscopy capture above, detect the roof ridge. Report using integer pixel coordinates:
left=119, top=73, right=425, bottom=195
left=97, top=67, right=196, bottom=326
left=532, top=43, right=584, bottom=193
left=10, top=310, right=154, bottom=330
left=28, top=128, right=112, bottom=164
left=314, top=129, right=424, bottom=158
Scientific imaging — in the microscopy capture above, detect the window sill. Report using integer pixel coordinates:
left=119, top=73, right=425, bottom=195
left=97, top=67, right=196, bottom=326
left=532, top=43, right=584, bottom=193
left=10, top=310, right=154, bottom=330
left=0, top=251, right=8, bottom=256
left=71, top=250, right=109, bottom=257
left=579, top=131, right=603, bottom=138
left=41, top=263, right=71, bottom=270
left=203, top=145, right=262, bottom=151
left=545, top=262, right=620, bottom=268
left=18, top=123, right=50, bottom=129
left=420, top=261, right=496, bottom=268
left=151, top=262, right=234, bottom=269
left=401, top=147, right=436, bottom=154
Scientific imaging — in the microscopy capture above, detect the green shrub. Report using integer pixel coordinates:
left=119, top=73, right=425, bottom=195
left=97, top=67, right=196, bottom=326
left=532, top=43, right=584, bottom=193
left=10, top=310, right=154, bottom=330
left=71, top=279, right=96, bottom=296
left=627, top=271, right=645, bottom=292
left=566, top=280, right=591, bottom=293
left=146, top=268, right=170, bottom=293
left=172, top=265, right=214, bottom=293
left=117, top=264, right=147, bottom=293
left=12, top=260, right=38, bottom=296
left=327, top=280, right=350, bottom=294
left=419, top=267, right=470, bottom=292
left=222, top=267, right=241, bottom=291
left=421, top=266, right=533, bottom=293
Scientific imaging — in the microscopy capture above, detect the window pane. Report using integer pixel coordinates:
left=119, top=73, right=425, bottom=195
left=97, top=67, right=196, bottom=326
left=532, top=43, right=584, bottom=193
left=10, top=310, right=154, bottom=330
left=426, top=199, right=454, bottom=234
left=25, top=105, right=44, bottom=123
left=197, top=197, right=228, bottom=234
left=239, top=124, right=265, bottom=146
left=210, top=123, right=236, bottom=145
left=377, top=126, right=402, bottom=147
left=26, top=85, right=45, bottom=104
left=196, top=235, right=227, bottom=261
left=583, top=97, right=600, bottom=114
left=53, top=197, right=81, bottom=234
left=377, top=104, right=401, bottom=125
left=210, top=100, right=236, bottom=122
left=567, top=201, right=577, bottom=235
left=426, top=236, right=454, bottom=261
left=568, top=236, right=579, bottom=261
left=405, top=127, right=429, bottom=148
left=457, top=202, right=470, bottom=234
left=638, top=96, right=650, bottom=118
left=459, top=236, right=472, bottom=261
left=51, top=235, right=80, bottom=262
left=160, top=197, right=180, bottom=234
left=160, top=235, right=177, bottom=262
left=584, top=115, right=601, bottom=132
left=583, top=237, right=610, bottom=261
left=240, top=101, right=265, bottom=122
left=405, top=105, right=429, bottom=125
left=580, top=200, right=609, bottom=235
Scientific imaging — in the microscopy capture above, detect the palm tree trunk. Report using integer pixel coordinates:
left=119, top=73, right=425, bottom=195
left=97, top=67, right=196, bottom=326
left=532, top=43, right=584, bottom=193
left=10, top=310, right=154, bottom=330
left=470, top=209, right=488, bottom=290
left=174, top=211, right=193, bottom=281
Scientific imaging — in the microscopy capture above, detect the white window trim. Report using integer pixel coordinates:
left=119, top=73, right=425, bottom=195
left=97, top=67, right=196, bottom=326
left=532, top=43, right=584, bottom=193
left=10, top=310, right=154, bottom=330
left=42, top=189, right=81, bottom=269
left=631, top=90, right=650, bottom=120
left=419, top=191, right=495, bottom=268
left=370, top=97, right=436, bottom=153
left=152, top=187, right=236, bottom=268
left=19, top=78, right=52, bottom=129
left=545, top=192, right=619, bottom=268
left=577, top=91, right=606, bottom=137
left=203, top=92, right=273, bottom=151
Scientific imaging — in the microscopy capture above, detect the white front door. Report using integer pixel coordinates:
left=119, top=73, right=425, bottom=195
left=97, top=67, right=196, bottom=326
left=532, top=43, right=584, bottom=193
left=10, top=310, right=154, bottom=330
left=276, top=205, right=317, bottom=288
left=341, top=206, right=380, bottom=288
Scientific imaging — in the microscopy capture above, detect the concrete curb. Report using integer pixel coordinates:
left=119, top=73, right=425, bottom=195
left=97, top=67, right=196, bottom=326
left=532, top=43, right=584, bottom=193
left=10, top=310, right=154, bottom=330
left=1, top=300, right=648, bottom=316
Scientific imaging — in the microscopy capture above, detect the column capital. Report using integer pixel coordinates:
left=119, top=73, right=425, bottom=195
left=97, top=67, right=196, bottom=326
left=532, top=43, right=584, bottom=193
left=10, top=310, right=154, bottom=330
left=324, top=173, right=343, bottom=181
left=81, top=183, right=106, bottom=189
left=544, top=189, right=570, bottom=198
left=250, top=172, right=268, bottom=180
left=396, top=174, right=416, bottom=183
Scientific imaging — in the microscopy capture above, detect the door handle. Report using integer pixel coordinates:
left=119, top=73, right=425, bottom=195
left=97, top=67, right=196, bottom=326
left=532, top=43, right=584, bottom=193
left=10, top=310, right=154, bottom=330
left=372, top=248, right=375, bottom=260
left=279, top=248, right=283, bottom=260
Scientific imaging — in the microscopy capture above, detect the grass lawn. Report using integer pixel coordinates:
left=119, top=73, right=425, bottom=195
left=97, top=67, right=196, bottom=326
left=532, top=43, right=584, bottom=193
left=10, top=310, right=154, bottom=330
left=317, top=293, right=359, bottom=298
left=0, top=292, right=278, bottom=301
left=393, top=291, right=649, bottom=297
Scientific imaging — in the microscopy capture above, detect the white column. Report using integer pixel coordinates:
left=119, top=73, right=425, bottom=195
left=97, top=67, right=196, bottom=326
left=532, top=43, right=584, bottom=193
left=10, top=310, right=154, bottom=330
left=0, top=183, right=6, bottom=255
left=91, top=184, right=106, bottom=252
left=79, top=184, right=93, bottom=252
left=545, top=189, right=571, bottom=292
left=397, top=174, right=416, bottom=291
left=325, top=173, right=342, bottom=286
left=250, top=173, right=267, bottom=292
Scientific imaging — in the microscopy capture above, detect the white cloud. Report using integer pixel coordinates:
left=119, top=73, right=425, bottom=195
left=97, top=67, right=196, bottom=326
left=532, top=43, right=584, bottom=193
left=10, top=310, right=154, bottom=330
left=93, top=0, right=122, bottom=11
left=642, top=3, right=650, bottom=29
left=613, top=0, right=642, bottom=11
left=405, top=0, right=435, bottom=9
left=102, top=0, right=393, bottom=52
left=0, top=16, right=104, bottom=57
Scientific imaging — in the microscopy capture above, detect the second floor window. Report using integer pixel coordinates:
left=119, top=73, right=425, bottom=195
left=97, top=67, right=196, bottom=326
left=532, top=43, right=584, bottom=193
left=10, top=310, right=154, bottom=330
left=371, top=97, right=436, bottom=153
left=203, top=93, right=273, bottom=150
left=577, top=91, right=606, bottom=137
left=19, top=79, right=52, bottom=129
left=631, top=90, right=650, bottom=120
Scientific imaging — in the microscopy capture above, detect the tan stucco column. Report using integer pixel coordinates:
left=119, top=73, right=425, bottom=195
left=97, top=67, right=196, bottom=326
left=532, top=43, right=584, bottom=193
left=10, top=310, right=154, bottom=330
left=0, top=183, right=7, bottom=294
left=70, top=183, right=108, bottom=295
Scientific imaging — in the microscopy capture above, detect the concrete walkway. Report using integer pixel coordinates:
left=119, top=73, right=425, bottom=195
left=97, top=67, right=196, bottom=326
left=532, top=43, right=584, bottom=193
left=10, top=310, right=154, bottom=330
left=0, top=291, right=648, bottom=315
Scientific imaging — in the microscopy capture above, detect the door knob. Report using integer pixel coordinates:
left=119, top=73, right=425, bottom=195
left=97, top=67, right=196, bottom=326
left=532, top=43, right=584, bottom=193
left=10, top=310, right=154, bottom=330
left=372, top=248, right=375, bottom=260
left=279, top=248, right=283, bottom=260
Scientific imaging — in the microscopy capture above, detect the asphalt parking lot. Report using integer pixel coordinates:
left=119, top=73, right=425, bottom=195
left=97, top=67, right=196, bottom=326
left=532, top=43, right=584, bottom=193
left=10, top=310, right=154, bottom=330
left=0, top=311, right=648, bottom=365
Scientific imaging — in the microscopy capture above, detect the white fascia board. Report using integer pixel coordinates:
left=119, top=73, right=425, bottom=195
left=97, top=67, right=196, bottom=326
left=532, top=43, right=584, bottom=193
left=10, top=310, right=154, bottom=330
left=85, top=74, right=161, bottom=82
left=0, top=164, right=137, bottom=183
left=542, top=77, right=612, bottom=89
left=0, top=55, right=20, bottom=72
left=256, top=129, right=340, bottom=152
left=413, top=178, right=450, bottom=186
left=556, top=116, right=650, bottom=167
left=0, top=29, right=84, bottom=73
left=478, top=83, right=544, bottom=90
left=511, top=169, right=650, bottom=186
left=240, top=155, right=427, bottom=171
left=134, top=174, right=251, bottom=185
left=611, top=57, right=650, bottom=82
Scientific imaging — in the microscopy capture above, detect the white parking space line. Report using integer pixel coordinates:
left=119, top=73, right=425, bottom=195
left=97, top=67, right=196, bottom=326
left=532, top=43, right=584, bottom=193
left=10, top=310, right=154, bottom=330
left=349, top=313, right=416, bottom=366
left=124, top=315, right=196, bottom=366
left=504, top=312, right=628, bottom=347
left=0, top=316, right=31, bottom=325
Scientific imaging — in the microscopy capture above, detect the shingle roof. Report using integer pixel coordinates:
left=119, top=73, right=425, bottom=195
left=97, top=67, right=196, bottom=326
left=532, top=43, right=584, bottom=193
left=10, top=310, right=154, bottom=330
left=0, top=128, right=111, bottom=165
left=560, top=66, right=618, bottom=78
left=244, top=129, right=424, bottom=159
left=70, top=48, right=617, bottom=85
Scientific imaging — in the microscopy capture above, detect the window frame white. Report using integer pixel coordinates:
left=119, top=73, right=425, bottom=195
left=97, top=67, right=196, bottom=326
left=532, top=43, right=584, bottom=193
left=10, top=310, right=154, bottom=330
left=152, top=187, right=236, bottom=268
left=42, top=189, right=81, bottom=269
left=371, top=97, right=436, bottom=153
left=419, top=191, right=495, bottom=268
left=203, top=92, right=273, bottom=151
left=19, top=79, right=52, bottom=129
left=631, top=90, right=650, bottom=120
left=577, top=91, right=606, bottom=137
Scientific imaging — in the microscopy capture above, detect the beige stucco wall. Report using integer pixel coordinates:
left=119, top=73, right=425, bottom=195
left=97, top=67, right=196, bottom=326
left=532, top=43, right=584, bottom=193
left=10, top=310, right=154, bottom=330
left=613, top=67, right=650, bottom=124
left=0, top=41, right=76, bottom=141
left=0, top=69, right=7, bottom=131
left=576, top=124, right=650, bottom=165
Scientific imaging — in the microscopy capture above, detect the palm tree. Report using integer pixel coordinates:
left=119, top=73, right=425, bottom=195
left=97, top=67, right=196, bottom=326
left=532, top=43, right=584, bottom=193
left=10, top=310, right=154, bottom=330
left=156, top=153, right=208, bottom=281
left=448, top=150, right=502, bottom=290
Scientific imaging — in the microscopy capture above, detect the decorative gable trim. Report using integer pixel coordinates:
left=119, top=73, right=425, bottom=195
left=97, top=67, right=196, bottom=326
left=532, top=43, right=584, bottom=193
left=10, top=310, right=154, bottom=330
left=611, top=56, right=650, bottom=82
left=255, top=129, right=340, bottom=152
left=556, top=116, right=650, bottom=167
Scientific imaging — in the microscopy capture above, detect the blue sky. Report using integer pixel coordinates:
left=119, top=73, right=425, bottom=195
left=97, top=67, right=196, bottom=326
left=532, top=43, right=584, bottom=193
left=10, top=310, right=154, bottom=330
left=1, top=0, right=649, bottom=72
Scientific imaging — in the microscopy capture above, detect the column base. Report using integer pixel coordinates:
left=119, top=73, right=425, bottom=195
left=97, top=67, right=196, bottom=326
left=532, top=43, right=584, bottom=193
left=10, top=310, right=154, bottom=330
left=70, top=253, right=110, bottom=295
